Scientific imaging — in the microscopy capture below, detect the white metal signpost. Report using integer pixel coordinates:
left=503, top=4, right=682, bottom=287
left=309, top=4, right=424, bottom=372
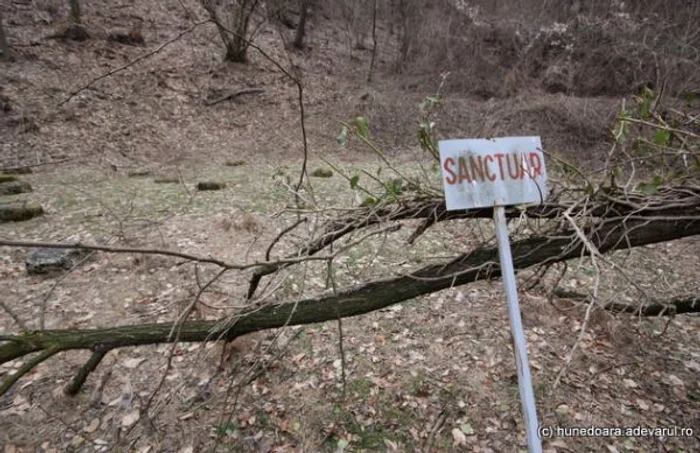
left=439, top=136, right=546, bottom=453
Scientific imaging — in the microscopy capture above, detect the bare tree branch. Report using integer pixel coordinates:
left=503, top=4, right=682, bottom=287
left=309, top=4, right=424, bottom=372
left=247, top=183, right=700, bottom=298
left=59, top=20, right=208, bottom=106
left=2, top=213, right=699, bottom=397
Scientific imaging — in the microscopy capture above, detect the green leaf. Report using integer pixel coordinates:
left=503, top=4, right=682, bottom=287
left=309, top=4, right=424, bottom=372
left=336, top=438, right=349, bottom=452
left=562, top=163, right=577, bottom=175
left=420, top=95, right=440, bottom=113
left=639, top=87, right=653, bottom=118
left=614, top=118, right=629, bottom=144
left=460, top=423, right=475, bottom=436
left=653, top=129, right=671, bottom=146
left=350, top=174, right=360, bottom=189
left=386, top=178, right=404, bottom=195
left=360, top=196, right=378, bottom=207
left=684, top=92, right=695, bottom=107
left=637, top=182, right=659, bottom=194
left=639, top=98, right=650, bottom=119
left=353, top=116, right=369, bottom=140
left=336, top=126, right=348, bottom=146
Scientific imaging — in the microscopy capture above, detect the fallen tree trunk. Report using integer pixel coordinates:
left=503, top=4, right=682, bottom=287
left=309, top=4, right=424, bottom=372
left=608, top=296, right=700, bottom=316
left=248, top=185, right=700, bottom=297
left=555, top=289, right=700, bottom=316
left=2, top=214, right=700, bottom=396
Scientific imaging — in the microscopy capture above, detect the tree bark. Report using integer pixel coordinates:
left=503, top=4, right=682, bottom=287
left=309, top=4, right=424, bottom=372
left=3, top=214, right=700, bottom=396
left=367, top=0, right=378, bottom=81
left=69, top=0, right=82, bottom=24
left=0, top=11, right=9, bottom=61
left=202, top=0, right=261, bottom=63
left=556, top=290, right=700, bottom=316
left=293, top=0, right=308, bottom=49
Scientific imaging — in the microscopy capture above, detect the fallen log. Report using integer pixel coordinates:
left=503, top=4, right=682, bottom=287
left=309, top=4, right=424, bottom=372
left=555, top=289, right=700, bottom=316
left=247, top=184, right=700, bottom=298
left=2, top=214, right=700, bottom=396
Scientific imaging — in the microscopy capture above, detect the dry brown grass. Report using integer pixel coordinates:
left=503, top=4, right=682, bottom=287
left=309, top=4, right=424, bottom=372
left=234, top=212, right=264, bottom=235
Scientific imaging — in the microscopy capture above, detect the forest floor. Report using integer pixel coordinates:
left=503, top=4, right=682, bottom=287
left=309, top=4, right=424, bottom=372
left=1, top=1, right=699, bottom=452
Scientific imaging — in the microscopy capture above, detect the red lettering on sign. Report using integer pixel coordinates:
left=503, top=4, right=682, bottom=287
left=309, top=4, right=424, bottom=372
left=484, top=155, right=496, bottom=181
left=528, top=152, right=543, bottom=178
left=494, top=153, right=506, bottom=180
left=443, top=151, right=543, bottom=185
left=443, top=157, right=456, bottom=184
left=469, top=155, right=484, bottom=182
left=458, top=157, right=472, bottom=183
left=506, top=153, right=522, bottom=180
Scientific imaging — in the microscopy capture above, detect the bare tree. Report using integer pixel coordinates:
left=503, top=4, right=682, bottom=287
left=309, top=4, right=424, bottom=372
left=293, top=0, right=309, bottom=49
left=0, top=12, right=9, bottom=61
left=367, top=0, right=378, bottom=80
left=394, top=0, right=422, bottom=69
left=201, top=0, right=263, bottom=62
left=68, top=0, right=82, bottom=24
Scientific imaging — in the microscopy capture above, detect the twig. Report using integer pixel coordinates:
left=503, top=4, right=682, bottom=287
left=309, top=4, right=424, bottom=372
left=554, top=208, right=603, bottom=388
left=89, top=368, right=113, bottom=407
left=0, top=158, right=73, bottom=173
left=265, top=217, right=307, bottom=261
left=217, top=262, right=312, bottom=451
left=326, top=249, right=347, bottom=397
left=337, top=313, right=347, bottom=397
left=59, top=20, right=208, bottom=106
left=2, top=214, right=699, bottom=398
left=587, top=360, right=641, bottom=383
left=0, top=239, right=369, bottom=271
left=423, top=406, right=448, bottom=453
left=0, top=347, right=61, bottom=396
left=204, top=88, right=264, bottom=106
left=40, top=250, right=97, bottom=330
left=204, top=14, right=310, bottom=214
left=0, top=300, right=28, bottom=331
left=126, top=268, right=227, bottom=441
left=64, top=346, right=109, bottom=396
left=621, top=116, right=700, bottom=139
left=0, top=239, right=233, bottom=268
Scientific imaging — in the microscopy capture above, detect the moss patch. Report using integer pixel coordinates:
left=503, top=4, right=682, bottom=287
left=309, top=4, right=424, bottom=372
left=197, top=181, right=226, bottom=191
left=310, top=168, right=333, bottom=178
left=0, top=202, right=44, bottom=222
left=0, top=180, right=32, bottom=196
left=127, top=169, right=153, bottom=178
left=0, top=174, right=19, bottom=183
left=225, top=159, right=246, bottom=167
left=154, top=177, right=180, bottom=184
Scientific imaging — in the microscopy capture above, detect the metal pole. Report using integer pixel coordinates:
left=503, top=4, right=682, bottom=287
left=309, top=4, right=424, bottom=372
left=493, top=206, right=542, bottom=453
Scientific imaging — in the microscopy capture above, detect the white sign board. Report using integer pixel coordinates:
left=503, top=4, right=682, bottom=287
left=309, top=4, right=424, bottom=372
left=439, top=136, right=547, bottom=453
left=439, top=136, right=548, bottom=210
